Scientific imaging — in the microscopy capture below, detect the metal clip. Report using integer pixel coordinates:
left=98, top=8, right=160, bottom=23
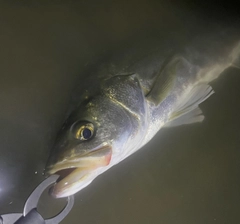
left=1, top=175, right=74, bottom=224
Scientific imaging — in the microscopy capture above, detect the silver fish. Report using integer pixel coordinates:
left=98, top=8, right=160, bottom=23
left=47, top=33, right=240, bottom=198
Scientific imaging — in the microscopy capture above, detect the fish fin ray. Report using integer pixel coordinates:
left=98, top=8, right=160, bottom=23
left=172, top=84, right=214, bottom=117
left=164, top=107, right=204, bottom=127
left=146, top=56, right=186, bottom=106
left=164, top=83, right=214, bottom=127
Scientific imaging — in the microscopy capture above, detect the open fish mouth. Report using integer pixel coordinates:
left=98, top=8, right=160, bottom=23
left=47, top=145, right=112, bottom=198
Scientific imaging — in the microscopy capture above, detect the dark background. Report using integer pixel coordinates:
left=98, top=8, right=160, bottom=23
left=0, top=1, right=240, bottom=223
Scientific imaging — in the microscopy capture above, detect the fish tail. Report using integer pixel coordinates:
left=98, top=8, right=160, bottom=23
left=197, top=40, right=240, bottom=84
left=231, top=41, right=240, bottom=69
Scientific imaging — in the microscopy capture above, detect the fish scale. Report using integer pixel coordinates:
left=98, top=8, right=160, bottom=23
left=47, top=31, right=240, bottom=198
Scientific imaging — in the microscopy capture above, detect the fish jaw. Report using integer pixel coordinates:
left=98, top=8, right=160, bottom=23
left=47, top=145, right=112, bottom=198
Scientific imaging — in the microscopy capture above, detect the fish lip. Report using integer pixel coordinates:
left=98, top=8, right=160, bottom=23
left=47, top=144, right=112, bottom=198
left=47, top=143, right=112, bottom=174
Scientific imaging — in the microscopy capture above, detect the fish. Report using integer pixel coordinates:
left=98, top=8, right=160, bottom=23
left=46, top=31, right=240, bottom=198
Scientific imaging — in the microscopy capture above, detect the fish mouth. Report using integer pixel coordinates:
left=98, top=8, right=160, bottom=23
left=47, top=144, right=112, bottom=198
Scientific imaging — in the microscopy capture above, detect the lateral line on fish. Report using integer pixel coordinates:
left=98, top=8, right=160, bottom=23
left=104, top=93, right=141, bottom=120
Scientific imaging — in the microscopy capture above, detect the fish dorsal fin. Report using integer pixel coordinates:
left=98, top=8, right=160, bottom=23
left=164, top=83, right=214, bottom=127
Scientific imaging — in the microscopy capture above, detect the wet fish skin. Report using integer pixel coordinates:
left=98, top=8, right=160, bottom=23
left=47, top=33, right=240, bottom=198
left=47, top=74, right=149, bottom=197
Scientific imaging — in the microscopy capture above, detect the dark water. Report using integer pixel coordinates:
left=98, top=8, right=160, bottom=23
left=0, top=1, right=240, bottom=223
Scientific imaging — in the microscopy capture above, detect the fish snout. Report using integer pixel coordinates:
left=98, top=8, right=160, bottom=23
left=47, top=145, right=112, bottom=198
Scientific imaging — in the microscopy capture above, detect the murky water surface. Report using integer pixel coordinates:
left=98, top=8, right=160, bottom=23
left=0, top=1, right=240, bottom=223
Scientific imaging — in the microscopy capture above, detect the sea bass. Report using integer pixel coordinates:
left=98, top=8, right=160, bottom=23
left=47, top=33, right=240, bottom=198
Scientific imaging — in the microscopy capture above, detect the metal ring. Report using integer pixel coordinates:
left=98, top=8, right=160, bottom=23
left=23, top=175, right=74, bottom=223
left=23, top=175, right=60, bottom=216
left=45, top=195, right=74, bottom=224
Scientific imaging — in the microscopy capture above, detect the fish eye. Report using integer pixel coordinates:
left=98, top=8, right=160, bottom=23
left=75, top=123, right=94, bottom=140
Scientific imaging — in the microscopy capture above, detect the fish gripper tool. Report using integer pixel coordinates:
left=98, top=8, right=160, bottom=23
left=0, top=175, right=74, bottom=224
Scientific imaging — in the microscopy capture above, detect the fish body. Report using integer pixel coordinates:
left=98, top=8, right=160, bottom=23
left=47, top=33, right=240, bottom=198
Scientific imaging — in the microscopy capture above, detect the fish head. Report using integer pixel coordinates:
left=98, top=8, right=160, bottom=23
left=46, top=90, right=141, bottom=198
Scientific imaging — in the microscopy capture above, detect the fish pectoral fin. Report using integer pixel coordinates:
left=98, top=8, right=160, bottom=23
left=146, top=55, right=190, bottom=106
left=164, top=83, right=214, bottom=127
